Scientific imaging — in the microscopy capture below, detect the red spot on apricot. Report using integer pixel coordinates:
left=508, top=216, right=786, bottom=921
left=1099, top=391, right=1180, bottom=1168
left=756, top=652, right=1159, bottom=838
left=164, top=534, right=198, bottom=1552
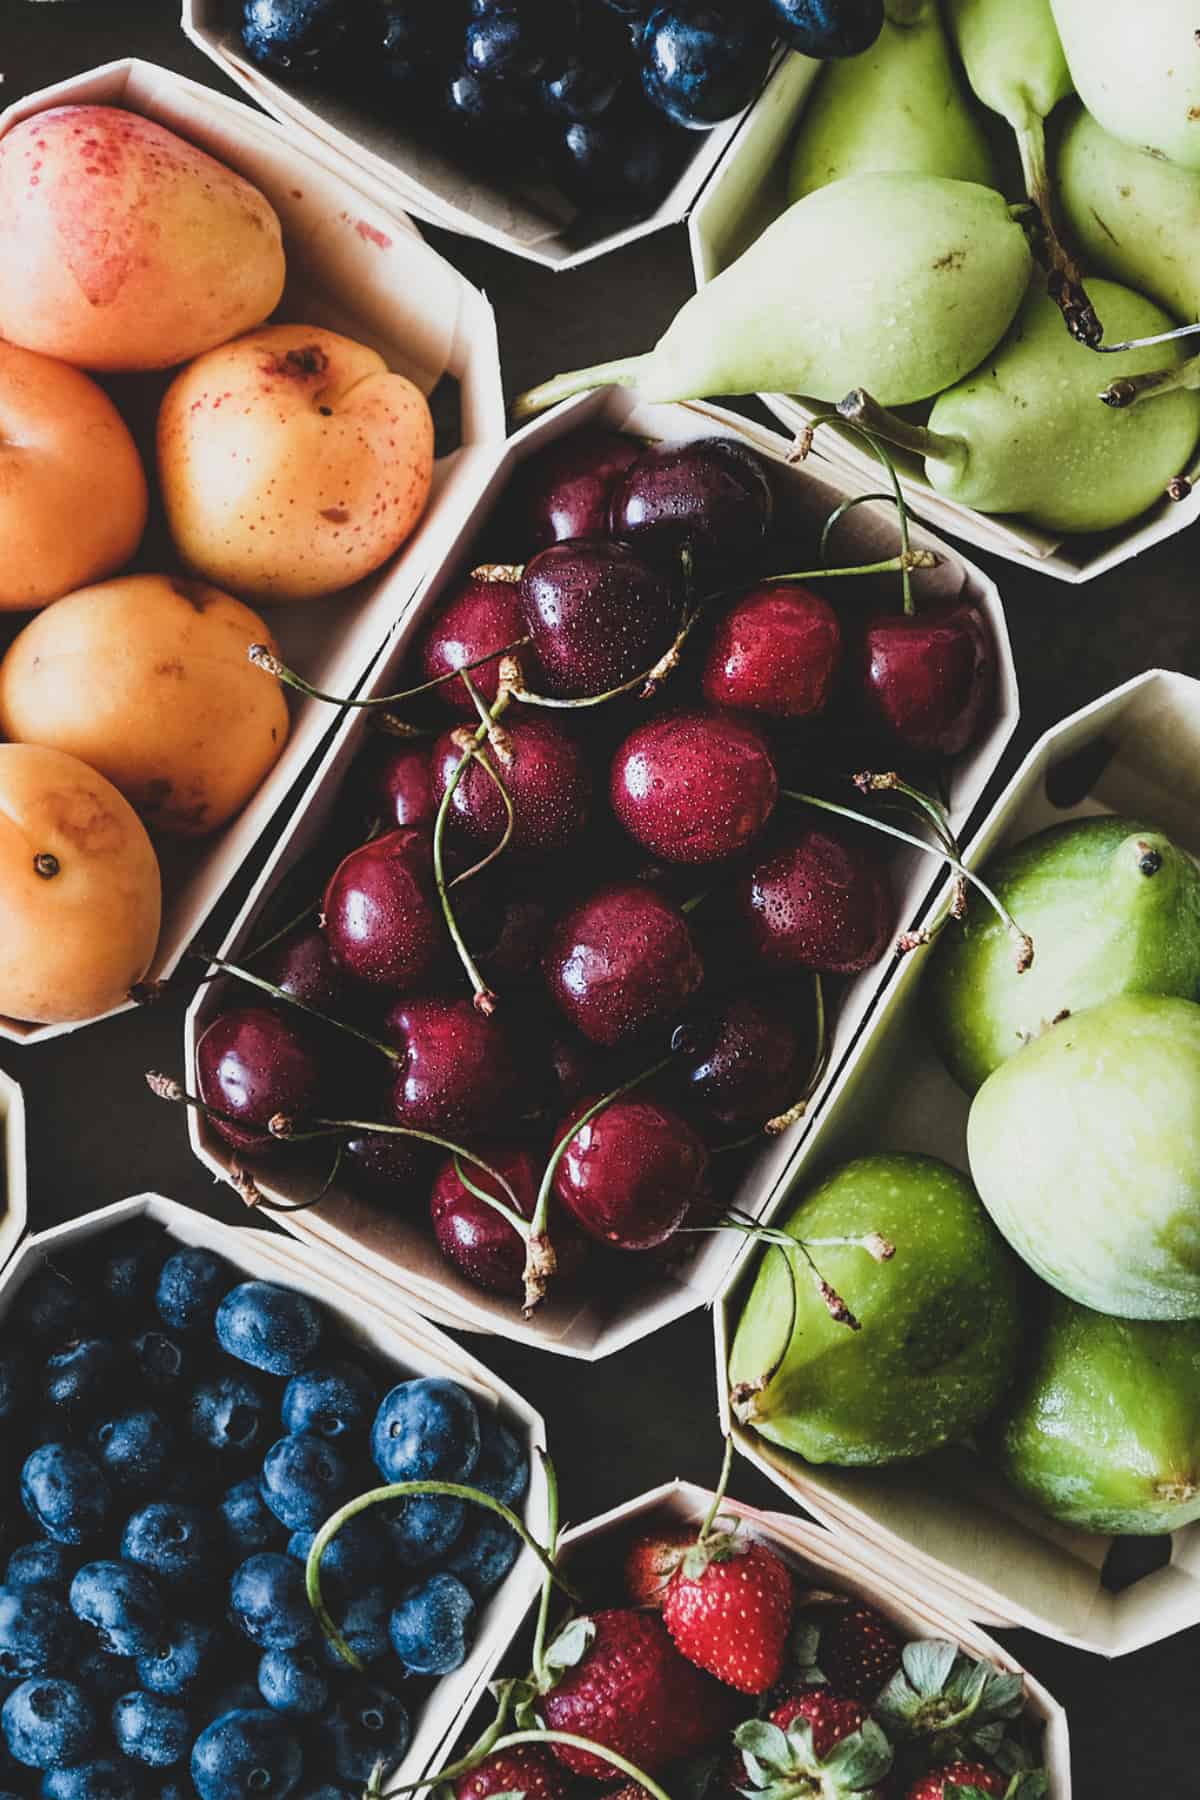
left=354, top=219, right=392, bottom=249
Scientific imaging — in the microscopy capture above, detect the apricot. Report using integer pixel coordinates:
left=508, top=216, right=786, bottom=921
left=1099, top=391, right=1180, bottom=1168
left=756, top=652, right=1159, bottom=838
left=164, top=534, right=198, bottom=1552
left=0, top=745, right=161, bottom=1025
left=157, top=323, right=435, bottom=602
left=0, top=575, right=290, bottom=837
left=0, top=339, right=148, bottom=611
left=0, top=106, right=285, bottom=371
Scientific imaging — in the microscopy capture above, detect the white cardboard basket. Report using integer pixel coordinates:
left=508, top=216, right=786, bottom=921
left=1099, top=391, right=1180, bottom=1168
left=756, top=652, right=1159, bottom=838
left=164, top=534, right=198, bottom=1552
left=430, top=1479, right=1072, bottom=1796
left=0, top=1068, right=27, bottom=1274
left=184, top=391, right=1018, bottom=1361
left=716, top=669, right=1200, bottom=1656
left=688, top=51, right=1200, bottom=583
left=181, top=3, right=781, bottom=271
left=0, top=1192, right=549, bottom=1790
left=0, top=60, right=505, bottom=1044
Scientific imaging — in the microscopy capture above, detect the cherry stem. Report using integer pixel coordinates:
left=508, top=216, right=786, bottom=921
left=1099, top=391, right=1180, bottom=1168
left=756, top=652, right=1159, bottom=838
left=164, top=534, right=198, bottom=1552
left=697, top=1434, right=735, bottom=1545
left=246, top=637, right=531, bottom=711
left=292, top=1117, right=528, bottom=1233
left=432, top=691, right=514, bottom=1015
left=380, top=1731, right=674, bottom=1800
left=195, top=953, right=402, bottom=1061
left=765, top=972, right=829, bottom=1136
left=446, top=745, right=516, bottom=893
left=819, top=491, right=895, bottom=566
left=690, top=1206, right=890, bottom=1333
left=450, top=1152, right=533, bottom=1244
left=504, top=603, right=704, bottom=710
left=805, top=411, right=922, bottom=615
left=781, top=789, right=1034, bottom=971
left=529, top=1448, right=561, bottom=1692
left=836, top=388, right=967, bottom=489
left=461, top=669, right=516, bottom=765
left=855, top=771, right=958, bottom=857
left=1015, top=118, right=1103, bottom=349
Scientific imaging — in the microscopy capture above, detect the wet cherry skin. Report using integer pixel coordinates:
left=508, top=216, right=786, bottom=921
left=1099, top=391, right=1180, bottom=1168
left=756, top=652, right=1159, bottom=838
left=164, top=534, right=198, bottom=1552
left=196, top=1006, right=324, bottom=1154
left=543, top=880, right=704, bottom=1048
left=609, top=709, right=778, bottom=864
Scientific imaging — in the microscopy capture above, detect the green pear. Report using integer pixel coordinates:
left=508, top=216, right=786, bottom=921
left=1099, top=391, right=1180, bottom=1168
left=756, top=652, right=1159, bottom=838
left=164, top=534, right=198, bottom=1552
left=728, top=1153, right=1024, bottom=1466
left=925, top=816, right=1200, bottom=1095
left=514, top=174, right=1032, bottom=417
left=787, top=2, right=993, bottom=203
left=842, top=276, right=1200, bottom=531
left=967, top=994, right=1200, bottom=1320
left=992, top=1294, right=1200, bottom=1534
left=1050, top=0, right=1200, bottom=171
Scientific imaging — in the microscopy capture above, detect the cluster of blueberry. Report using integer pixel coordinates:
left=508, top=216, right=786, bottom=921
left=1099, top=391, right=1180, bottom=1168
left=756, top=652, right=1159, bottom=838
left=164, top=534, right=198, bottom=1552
left=0, top=1220, right=529, bottom=1800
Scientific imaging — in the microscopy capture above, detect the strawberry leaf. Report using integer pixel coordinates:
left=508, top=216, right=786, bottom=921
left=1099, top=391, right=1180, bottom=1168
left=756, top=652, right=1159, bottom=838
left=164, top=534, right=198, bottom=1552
left=1007, top=1773, right=1050, bottom=1800
left=734, top=1718, right=791, bottom=1773
left=786, top=1617, right=827, bottom=1686
left=822, top=1720, right=892, bottom=1791
left=543, top=1615, right=595, bottom=1676
left=900, top=1638, right=959, bottom=1698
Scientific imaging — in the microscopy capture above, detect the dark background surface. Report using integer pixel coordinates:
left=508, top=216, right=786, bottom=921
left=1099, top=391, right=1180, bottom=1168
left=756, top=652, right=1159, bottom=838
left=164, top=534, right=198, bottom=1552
left=1, top=2, right=1198, bottom=1790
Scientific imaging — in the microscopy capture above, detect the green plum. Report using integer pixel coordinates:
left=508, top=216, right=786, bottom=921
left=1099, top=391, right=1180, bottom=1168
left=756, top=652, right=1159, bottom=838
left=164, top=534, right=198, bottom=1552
left=925, top=816, right=1200, bottom=1095
left=787, top=0, right=993, bottom=203
left=514, top=174, right=1032, bottom=417
left=1050, top=0, right=1200, bottom=171
left=843, top=277, right=1200, bottom=531
left=728, top=1153, right=1024, bottom=1466
left=968, top=994, right=1200, bottom=1320
left=992, top=1293, right=1200, bottom=1534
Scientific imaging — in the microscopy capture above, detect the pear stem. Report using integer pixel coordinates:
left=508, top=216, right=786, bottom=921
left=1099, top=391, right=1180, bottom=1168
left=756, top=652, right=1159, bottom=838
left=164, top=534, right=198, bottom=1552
left=512, top=355, right=653, bottom=422
left=1101, top=352, right=1200, bottom=408
left=1014, top=118, right=1102, bottom=348
left=837, top=389, right=967, bottom=470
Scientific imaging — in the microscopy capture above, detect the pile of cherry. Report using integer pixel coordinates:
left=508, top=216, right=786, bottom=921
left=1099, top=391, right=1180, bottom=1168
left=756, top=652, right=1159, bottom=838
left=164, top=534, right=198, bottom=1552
left=188, top=428, right=996, bottom=1315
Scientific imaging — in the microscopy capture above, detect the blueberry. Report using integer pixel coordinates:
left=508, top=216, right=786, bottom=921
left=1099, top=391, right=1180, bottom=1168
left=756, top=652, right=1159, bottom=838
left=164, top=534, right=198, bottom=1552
left=190, top=1373, right=271, bottom=1460
left=0, top=1586, right=75, bottom=1678
left=90, top=1408, right=173, bottom=1492
left=135, top=1618, right=215, bottom=1698
left=230, top=1554, right=312, bottom=1650
left=280, top=1362, right=376, bottom=1443
left=216, top=1283, right=323, bottom=1378
left=220, top=1480, right=284, bottom=1559
left=42, top=1339, right=123, bottom=1420
left=112, top=1690, right=190, bottom=1767
left=378, top=1494, right=465, bottom=1566
left=370, top=1379, right=481, bottom=1486
left=640, top=0, right=773, bottom=129
left=21, top=1445, right=113, bottom=1546
left=472, top=1418, right=528, bottom=1507
left=442, top=1514, right=519, bottom=1598
left=210, top=1678, right=262, bottom=1718
left=121, top=1503, right=220, bottom=1589
left=260, top=1434, right=350, bottom=1532
left=765, top=0, right=884, bottom=58
left=541, top=4, right=627, bottom=119
left=129, top=1330, right=188, bottom=1398
left=4, top=1541, right=77, bottom=1592
left=98, top=1226, right=166, bottom=1313
left=1, top=1677, right=94, bottom=1769
left=323, top=1681, right=409, bottom=1784
left=257, top=1646, right=328, bottom=1715
left=286, top=1513, right=384, bottom=1596
left=241, top=0, right=351, bottom=78
left=155, top=1248, right=230, bottom=1334
left=465, top=1, right=580, bottom=83
left=366, top=0, right=464, bottom=87
left=76, top=1646, right=136, bottom=1706
left=0, top=1348, right=29, bottom=1428
left=69, top=1563, right=165, bottom=1660
left=389, top=1572, right=475, bottom=1676
left=442, top=67, right=538, bottom=144
left=190, top=1708, right=304, bottom=1800
left=157, top=1784, right=192, bottom=1800
left=554, top=93, right=689, bottom=210
left=316, top=1585, right=389, bottom=1668
left=41, top=1757, right=143, bottom=1800
left=13, top=1266, right=95, bottom=1345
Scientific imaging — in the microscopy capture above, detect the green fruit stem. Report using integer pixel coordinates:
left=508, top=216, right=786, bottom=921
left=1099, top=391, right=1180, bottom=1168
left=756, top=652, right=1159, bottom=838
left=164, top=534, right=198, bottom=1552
left=247, top=636, right=531, bottom=712
left=378, top=1731, right=674, bottom=1800
left=836, top=388, right=968, bottom=475
left=432, top=686, right=516, bottom=1017
left=512, top=356, right=651, bottom=421
left=503, top=606, right=704, bottom=709
left=697, top=1433, right=736, bottom=1544
left=802, top=410, right=933, bottom=615
left=1102, top=351, right=1200, bottom=408
left=1013, top=117, right=1102, bottom=347
left=197, top=952, right=403, bottom=1061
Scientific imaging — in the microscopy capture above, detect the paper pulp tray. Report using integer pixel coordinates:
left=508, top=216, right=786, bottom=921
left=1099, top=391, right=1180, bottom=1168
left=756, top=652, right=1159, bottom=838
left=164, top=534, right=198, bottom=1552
left=184, top=390, right=1018, bottom=1360
left=688, top=52, right=1200, bottom=583
left=0, top=1191, right=549, bottom=1790
left=0, top=60, right=505, bottom=1044
left=429, top=1478, right=1071, bottom=1796
left=716, top=669, right=1200, bottom=1656
left=0, top=1068, right=27, bottom=1275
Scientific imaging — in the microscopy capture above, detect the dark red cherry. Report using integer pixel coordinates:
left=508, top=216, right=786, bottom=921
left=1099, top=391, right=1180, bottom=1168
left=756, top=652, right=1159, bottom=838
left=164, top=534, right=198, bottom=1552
left=196, top=1006, right=323, bottom=1154
left=322, top=828, right=441, bottom=991
left=608, top=437, right=774, bottom=571
left=383, top=995, right=523, bottom=1135
left=432, top=716, right=591, bottom=857
left=702, top=582, right=842, bottom=721
left=417, top=572, right=527, bottom=716
left=671, top=994, right=810, bottom=1131
left=257, top=924, right=344, bottom=1013
left=344, top=1129, right=432, bottom=1197
left=518, top=539, right=680, bottom=698
left=507, top=428, right=640, bottom=550
left=552, top=1093, right=709, bottom=1250
left=474, top=888, right=551, bottom=985
left=544, top=881, right=703, bottom=1048
left=429, top=1142, right=587, bottom=1297
left=609, top=708, right=778, bottom=864
left=856, top=599, right=995, bottom=757
left=356, top=739, right=435, bottom=831
left=738, top=824, right=894, bottom=974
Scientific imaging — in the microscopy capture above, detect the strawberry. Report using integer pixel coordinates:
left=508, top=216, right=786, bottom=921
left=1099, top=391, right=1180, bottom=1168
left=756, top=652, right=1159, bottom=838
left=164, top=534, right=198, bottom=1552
left=456, top=1746, right=571, bottom=1800
left=541, top=1607, right=738, bottom=1780
left=770, top=1686, right=868, bottom=1762
left=821, top=1605, right=903, bottom=1701
left=662, top=1532, right=794, bottom=1694
left=731, top=1688, right=892, bottom=1799
left=623, top=1526, right=696, bottom=1608
left=905, top=1764, right=1006, bottom=1800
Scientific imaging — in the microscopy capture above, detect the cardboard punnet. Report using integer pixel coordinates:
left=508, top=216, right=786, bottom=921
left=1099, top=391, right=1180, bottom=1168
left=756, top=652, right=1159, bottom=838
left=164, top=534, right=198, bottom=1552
left=180, top=3, right=779, bottom=271
left=0, top=60, right=505, bottom=1045
left=429, top=1479, right=1071, bottom=1796
left=688, top=51, right=1200, bottom=583
left=0, top=1069, right=27, bottom=1275
left=716, top=670, right=1200, bottom=1657
left=0, top=1192, right=549, bottom=1787
left=183, top=390, right=1018, bottom=1360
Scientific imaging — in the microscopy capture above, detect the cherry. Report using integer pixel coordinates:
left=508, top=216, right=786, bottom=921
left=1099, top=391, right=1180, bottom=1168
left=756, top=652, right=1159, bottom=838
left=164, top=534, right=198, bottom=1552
left=609, top=708, right=778, bottom=864
left=196, top=1007, right=323, bottom=1154
left=257, top=923, right=344, bottom=1014
left=507, top=428, right=640, bottom=550
left=856, top=598, right=994, bottom=758
left=344, top=1127, right=432, bottom=1197
left=472, top=886, right=551, bottom=985
left=608, top=437, right=774, bottom=572
left=383, top=995, right=523, bottom=1135
left=432, top=717, right=592, bottom=856
left=429, top=1142, right=587, bottom=1297
left=671, top=994, right=810, bottom=1131
left=322, top=828, right=441, bottom=991
left=544, top=881, right=703, bottom=1048
left=417, top=572, right=527, bottom=717
left=356, top=739, right=435, bottom=831
left=738, top=824, right=893, bottom=974
left=552, top=1093, right=709, bottom=1250
left=702, top=581, right=842, bottom=721
left=518, top=539, right=680, bottom=698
